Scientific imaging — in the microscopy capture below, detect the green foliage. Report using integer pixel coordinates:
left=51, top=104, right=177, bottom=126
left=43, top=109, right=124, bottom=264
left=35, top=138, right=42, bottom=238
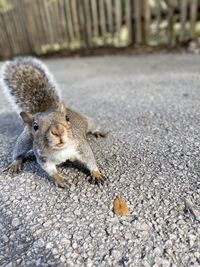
left=0, top=0, right=13, bottom=12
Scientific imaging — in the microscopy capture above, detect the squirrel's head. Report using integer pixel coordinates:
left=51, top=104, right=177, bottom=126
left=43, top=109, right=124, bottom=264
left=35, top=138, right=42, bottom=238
left=20, top=102, right=73, bottom=150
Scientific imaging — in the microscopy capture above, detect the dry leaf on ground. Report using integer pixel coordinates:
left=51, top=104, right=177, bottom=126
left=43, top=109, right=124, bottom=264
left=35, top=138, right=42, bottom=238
left=113, top=196, right=129, bottom=216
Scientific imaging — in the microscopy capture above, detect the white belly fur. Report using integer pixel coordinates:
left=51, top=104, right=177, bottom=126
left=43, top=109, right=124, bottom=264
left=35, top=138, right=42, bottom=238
left=50, top=142, right=79, bottom=165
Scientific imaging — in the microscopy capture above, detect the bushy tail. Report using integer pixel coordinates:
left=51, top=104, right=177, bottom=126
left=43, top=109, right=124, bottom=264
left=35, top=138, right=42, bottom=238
left=0, top=57, right=61, bottom=114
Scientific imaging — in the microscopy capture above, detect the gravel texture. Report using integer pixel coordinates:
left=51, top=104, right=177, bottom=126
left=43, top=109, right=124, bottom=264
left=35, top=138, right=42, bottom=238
left=0, top=54, right=200, bottom=267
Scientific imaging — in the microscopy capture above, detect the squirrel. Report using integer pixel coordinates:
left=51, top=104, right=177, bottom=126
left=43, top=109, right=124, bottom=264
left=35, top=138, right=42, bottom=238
left=0, top=57, right=107, bottom=188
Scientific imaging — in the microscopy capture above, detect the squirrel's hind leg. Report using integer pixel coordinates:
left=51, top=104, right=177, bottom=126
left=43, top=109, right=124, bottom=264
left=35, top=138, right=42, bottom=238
left=85, top=116, right=108, bottom=138
left=4, top=127, right=32, bottom=175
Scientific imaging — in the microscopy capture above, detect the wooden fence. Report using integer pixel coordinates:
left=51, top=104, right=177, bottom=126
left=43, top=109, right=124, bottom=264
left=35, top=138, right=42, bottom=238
left=0, top=0, right=200, bottom=58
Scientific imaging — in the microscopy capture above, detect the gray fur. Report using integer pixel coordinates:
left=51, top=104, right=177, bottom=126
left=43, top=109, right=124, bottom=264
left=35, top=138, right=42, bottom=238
left=0, top=57, right=60, bottom=113
left=77, top=139, right=99, bottom=171
left=12, top=126, right=33, bottom=161
left=2, top=57, right=107, bottom=186
left=84, top=115, right=101, bottom=134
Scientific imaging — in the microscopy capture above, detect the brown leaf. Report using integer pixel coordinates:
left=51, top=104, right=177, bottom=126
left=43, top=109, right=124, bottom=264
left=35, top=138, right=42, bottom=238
left=113, top=196, right=129, bottom=216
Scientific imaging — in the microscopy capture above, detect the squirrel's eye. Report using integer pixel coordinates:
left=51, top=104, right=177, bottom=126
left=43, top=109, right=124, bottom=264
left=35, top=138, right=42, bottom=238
left=65, top=115, right=69, bottom=122
left=33, top=122, right=39, bottom=131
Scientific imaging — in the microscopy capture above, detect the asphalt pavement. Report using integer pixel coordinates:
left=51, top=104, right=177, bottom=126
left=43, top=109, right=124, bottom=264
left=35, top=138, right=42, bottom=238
left=0, top=54, right=199, bottom=267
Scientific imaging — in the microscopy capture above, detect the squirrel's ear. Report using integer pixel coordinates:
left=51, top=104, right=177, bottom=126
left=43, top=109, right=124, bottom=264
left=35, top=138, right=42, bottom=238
left=20, top=112, right=34, bottom=125
left=58, top=102, right=66, bottom=113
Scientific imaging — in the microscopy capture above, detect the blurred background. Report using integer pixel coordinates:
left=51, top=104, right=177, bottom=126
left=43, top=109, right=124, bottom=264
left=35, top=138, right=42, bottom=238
left=0, top=0, right=200, bottom=59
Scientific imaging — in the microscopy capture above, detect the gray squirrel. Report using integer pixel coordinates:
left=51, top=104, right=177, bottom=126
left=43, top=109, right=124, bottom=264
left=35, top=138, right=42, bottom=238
left=1, top=57, right=107, bottom=188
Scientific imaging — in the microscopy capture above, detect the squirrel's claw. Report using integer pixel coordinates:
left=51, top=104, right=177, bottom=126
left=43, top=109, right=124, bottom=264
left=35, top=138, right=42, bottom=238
left=90, top=170, right=107, bottom=185
left=56, top=180, right=71, bottom=188
left=93, top=131, right=109, bottom=138
left=3, top=159, right=23, bottom=175
left=52, top=173, right=71, bottom=189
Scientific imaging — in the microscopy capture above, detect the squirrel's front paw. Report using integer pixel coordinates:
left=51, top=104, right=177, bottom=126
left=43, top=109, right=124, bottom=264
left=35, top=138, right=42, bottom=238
left=52, top=173, right=71, bottom=188
left=90, top=170, right=106, bottom=185
left=3, top=159, right=23, bottom=175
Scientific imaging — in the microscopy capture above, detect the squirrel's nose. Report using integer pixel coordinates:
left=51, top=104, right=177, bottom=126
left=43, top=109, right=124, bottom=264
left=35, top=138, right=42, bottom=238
left=50, top=124, right=65, bottom=137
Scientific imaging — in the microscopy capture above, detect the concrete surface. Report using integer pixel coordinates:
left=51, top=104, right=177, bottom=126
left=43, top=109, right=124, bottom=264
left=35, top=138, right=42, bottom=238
left=0, top=54, right=200, bottom=267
